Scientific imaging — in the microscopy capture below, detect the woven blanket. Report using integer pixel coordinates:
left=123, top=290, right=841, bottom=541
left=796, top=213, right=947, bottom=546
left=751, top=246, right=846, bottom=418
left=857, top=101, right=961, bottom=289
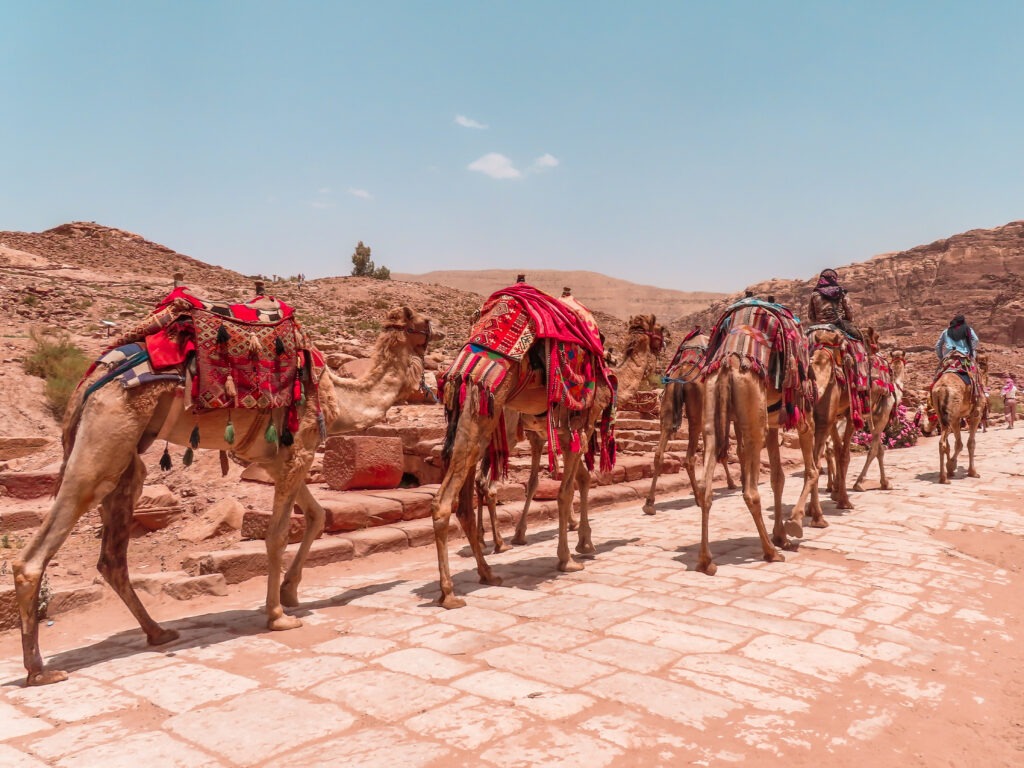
left=663, top=328, right=705, bottom=384
left=442, top=283, right=615, bottom=480
left=86, top=288, right=324, bottom=424
left=705, top=300, right=814, bottom=429
left=931, top=353, right=982, bottom=403
left=82, top=343, right=185, bottom=402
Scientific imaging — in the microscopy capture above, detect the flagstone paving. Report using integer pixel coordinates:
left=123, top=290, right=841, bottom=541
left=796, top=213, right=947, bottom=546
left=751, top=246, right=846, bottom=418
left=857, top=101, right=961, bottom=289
left=2, top=430, right=1022, bottom=766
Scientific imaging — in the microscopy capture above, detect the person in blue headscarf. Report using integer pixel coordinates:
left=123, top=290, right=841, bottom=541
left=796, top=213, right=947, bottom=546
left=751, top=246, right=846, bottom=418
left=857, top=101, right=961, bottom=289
left=935, top=314, right=979, bottom=361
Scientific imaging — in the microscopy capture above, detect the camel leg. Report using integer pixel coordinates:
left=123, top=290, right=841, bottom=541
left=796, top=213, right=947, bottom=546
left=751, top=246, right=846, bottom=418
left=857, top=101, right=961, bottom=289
left=432, top=396, right=501, bottom=608
left=790, top=415, right=819, bottom=532
left=556, top=448, right=585, bottom=573
left=281, top=483, right=327, bottom=607
left=938, top=428, right=951, bottom=484
left=832, top=419, right=855, bottom=509
left=695, top=372, right=722, bottom=575
left=765, top=427, right=790, bottom=549
left=643, top=387, right=676, bottom=515
left=97, top=455, right=179, bottom=647
left=966, top=419, right=980, bottom=478
left=264, top=483, right=302, bottom=631
left=575, top=456, right=595, bottom=555
left=853, top=424, right=882, bottom=492
left=948, top=424, right=963, bottom=480
left=453, top=474, right=503, bottom=587
left=512, top=431, right=544, bottom=545
left=735, top=399, right=781, bottom=565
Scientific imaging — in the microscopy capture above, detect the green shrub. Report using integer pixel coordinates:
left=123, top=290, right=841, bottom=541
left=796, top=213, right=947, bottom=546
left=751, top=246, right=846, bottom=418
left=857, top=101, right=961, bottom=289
left=23, top=330, right=90, bottom=418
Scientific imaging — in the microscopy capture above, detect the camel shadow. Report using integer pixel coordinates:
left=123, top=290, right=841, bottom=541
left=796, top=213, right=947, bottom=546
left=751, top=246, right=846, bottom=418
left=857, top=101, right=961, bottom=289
left=415, top=537, right=638, bottom=600
left=672, top=535, right=786, bottom=569
left=1, top=580, right=404, bottom=687
left=915, top=470, right=943, bottom=482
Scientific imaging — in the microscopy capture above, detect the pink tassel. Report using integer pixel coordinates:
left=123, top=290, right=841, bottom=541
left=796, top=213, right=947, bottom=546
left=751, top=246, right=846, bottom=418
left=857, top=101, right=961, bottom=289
left=570, top=430, right=581, bottom=453
left=479, top=386, right=489, bottom=416
left=459, top=380, right=467, bottom=406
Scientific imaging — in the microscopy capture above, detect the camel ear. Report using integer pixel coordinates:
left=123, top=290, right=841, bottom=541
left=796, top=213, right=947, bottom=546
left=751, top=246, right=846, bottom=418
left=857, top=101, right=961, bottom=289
left=401, top=306, right=415, bottom=321
left=386, top=307, right=406, bottom=325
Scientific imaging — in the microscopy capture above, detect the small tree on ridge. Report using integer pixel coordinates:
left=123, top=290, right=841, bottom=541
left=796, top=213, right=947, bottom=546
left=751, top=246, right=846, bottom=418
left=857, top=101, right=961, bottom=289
left=350, top=241, right=390, bottom=280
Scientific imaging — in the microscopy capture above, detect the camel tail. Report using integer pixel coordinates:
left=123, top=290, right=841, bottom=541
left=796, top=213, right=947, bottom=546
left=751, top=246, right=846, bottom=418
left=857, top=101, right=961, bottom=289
left=668, top=383, right=686, bottom=433
left=713, top=367, right=732, bottom=462
left=53, top=380, right=91, bottom=497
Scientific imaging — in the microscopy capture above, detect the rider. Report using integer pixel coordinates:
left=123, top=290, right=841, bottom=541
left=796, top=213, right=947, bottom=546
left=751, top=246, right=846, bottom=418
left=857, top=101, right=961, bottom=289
left=807, top=268, right=861, bottom=339
left=935, top=314, right=979, bottom=361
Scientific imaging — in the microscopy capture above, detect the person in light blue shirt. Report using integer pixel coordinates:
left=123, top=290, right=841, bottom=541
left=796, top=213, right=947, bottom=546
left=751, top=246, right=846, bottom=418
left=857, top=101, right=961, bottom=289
left=935, top=314, right=979, bottom=361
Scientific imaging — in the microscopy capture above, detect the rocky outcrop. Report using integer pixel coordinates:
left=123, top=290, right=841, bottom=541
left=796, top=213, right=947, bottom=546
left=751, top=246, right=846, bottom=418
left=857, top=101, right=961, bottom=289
left=676, top=221, right=1024, bottom=348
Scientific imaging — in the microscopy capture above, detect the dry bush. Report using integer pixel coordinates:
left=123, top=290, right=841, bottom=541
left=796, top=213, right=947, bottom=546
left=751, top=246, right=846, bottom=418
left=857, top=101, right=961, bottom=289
left=23, top=329, right=90, bottom=417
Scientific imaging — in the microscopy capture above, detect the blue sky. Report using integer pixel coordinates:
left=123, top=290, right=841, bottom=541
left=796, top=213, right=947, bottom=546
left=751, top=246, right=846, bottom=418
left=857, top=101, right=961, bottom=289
left=3, top=2, right=1022, bottom=291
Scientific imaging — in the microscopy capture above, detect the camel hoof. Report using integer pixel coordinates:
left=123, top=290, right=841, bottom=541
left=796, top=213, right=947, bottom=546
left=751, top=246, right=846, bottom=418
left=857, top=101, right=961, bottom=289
left=784, top=520, right=804, bottom=539
left=575, top=542, right=597, bottom=556
left=968, top=470, right=980, bottom=478
left=268, top=614, right=303, bottom=631
left=642, top=503, right=656, bottom=516
left=837, top=500, right=854, bottom=510
left=491, top=543, right=510, bottom=555
left=879, top=482, right=892, bottom=491
left=27, top=669, right=69, bottom=686
left=780, top=538, right=799, bottom=552
left=147, top=627, right=180, bottom=647
left=765, top=550, right=786, bottom=563
left=559, top=559, right=585, bottom=573
left=939, top=478, right=950, bottom=485
left=439, top=594, right=466, bottom=610
left=280, top=586, right=300, bottom=608
left=568, top=521, right=579, bottom=532
left=479, top=573, right=503, bottom=587
left=810, top=517, right=829, bottom=529
left=511, top=534, right=527, bottom=546
left=852, top=483, right=865, bottom=493
left=697, top=561, right=717, bottom=576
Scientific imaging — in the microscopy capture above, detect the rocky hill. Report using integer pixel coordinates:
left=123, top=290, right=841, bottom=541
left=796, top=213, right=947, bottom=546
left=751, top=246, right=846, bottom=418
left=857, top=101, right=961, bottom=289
left=393, top=269, right=725, bottom=324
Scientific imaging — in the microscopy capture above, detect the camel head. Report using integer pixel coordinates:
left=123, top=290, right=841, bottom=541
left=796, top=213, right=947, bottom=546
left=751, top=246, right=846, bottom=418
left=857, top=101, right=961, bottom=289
left=890, top=349, right=906, bottom=375
left=624, top=314, right=667, bottom=358
left=381, top=306, right=439, bottom=358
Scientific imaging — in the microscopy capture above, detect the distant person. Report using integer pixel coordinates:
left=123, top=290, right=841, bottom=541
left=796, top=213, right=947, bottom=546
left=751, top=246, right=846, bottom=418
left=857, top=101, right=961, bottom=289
left=807, top=268, right=861, bottom=339
left=935, top=314, right=979, bottom=361
left=1002, top=376, right=1018, bottom=429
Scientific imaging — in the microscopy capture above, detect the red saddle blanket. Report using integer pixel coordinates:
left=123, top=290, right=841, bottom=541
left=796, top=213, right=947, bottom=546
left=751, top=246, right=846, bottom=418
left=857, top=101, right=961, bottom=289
left=105, top=287, right=323, bottom=414
left=442, top=283, right=616, bottom=478
left=806, top=326, right=872, bottom=428
left=931, top=353, right=982, bottom=403
left=663, top=327, right=705, bottom=384
left=705, top=300, right=815, bottom=429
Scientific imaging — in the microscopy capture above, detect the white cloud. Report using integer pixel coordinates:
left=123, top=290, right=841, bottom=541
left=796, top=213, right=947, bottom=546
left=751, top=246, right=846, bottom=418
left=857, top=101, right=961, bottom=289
left=455, top=114, right=488, bottom=129
left=348, top=188, right=373, bottom=199
left=310, top=200, right=334, bottom=209
left=468, top=153, right=521, bottom=180
left=530, top=153, right=560, bottom=172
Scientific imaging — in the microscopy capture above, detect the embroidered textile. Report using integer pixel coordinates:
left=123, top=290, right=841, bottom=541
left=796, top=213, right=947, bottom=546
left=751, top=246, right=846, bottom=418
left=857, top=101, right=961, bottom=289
left=705, top=299, right=814, bottom=429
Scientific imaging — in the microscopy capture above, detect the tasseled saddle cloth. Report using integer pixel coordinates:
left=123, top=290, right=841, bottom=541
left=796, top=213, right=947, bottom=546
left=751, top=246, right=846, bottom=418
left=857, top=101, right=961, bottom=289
left=441, top=283, right=616, bottom=479
left=806, top=324, right=872, bottom=428
left=662, top=327, right=706, bottom=385
left=931, top=352, right=983, bottom=404
left=81, top=286, right=325, bottom=446
left=704, top=299, right=816, bottom=430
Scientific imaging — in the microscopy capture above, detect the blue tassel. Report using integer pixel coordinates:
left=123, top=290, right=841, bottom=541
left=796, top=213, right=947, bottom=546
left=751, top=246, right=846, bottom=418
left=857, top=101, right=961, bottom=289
left=159, top=445, right=172, bottom=471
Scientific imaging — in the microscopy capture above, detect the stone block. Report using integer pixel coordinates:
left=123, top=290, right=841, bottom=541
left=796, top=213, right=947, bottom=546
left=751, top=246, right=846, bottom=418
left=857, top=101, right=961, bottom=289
left=361, top=489, right=435, bottom=521
left=240, top=510, right=310, bottom=544
left=0, top=506, right=45, bottom=532
left=323, top=435, right=403, bottom=491
left=0, top=470, right=59, bottom=500
left=337, top=527, right=410, bottom=558
left=0, top=437, right=49, bottom=461
left=318, top=492, right=405, bottom=532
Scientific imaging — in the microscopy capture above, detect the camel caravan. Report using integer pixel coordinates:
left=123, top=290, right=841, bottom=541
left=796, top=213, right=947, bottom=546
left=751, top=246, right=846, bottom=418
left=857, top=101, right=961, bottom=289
left=11, top=269, right=992, bottom=685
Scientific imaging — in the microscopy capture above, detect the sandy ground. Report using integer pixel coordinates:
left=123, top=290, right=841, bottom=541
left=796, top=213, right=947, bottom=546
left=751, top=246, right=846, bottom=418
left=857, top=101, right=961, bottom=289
left=1, top=427, right=1022, bottom=767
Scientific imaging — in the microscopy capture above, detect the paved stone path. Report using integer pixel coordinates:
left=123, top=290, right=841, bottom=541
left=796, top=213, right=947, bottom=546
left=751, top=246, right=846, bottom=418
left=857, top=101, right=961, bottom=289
left=1, top=431, right=1022, bottom=767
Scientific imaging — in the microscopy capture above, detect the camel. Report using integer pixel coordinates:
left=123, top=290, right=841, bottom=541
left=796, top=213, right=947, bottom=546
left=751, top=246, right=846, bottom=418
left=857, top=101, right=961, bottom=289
left=852, top=332, right=907, bottom=492
left=805, top=325, right=870, bottom=517
left=643, top=331, right=736, bottom=516
left=13, top=304, right=435, bottom=686
left=477, top=322, right=665, bottom=551
left=695, top=300, right=820, bottom=575
left=930, top=352, right=987, bottom=484
left=431, top=300, right=665, bottom=609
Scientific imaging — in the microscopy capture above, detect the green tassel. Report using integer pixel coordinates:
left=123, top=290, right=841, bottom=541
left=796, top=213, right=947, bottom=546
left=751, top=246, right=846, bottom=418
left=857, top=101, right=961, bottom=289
left=189, top=424, right=200, bottom=449
left=159, top=445, right=172, bottom=471
left=265, top=421, right=278, bottom=444
left=183, top=447, right=194, bottom=466
left=224, top=420, right=235, bottom=445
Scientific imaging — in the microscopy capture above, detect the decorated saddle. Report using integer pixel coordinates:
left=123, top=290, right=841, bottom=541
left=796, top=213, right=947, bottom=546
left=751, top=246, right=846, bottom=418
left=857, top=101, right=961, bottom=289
left=81, top=286, right=325, bottom=447
left=662, top=327, right=706, bottom=385
left=931, top=352, right=982, bottom=403
left=805, top=323, right=872, bottom=428
left=441, top=283, right=616, bottom=478
left=704, top=299, right=815, bottom=429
